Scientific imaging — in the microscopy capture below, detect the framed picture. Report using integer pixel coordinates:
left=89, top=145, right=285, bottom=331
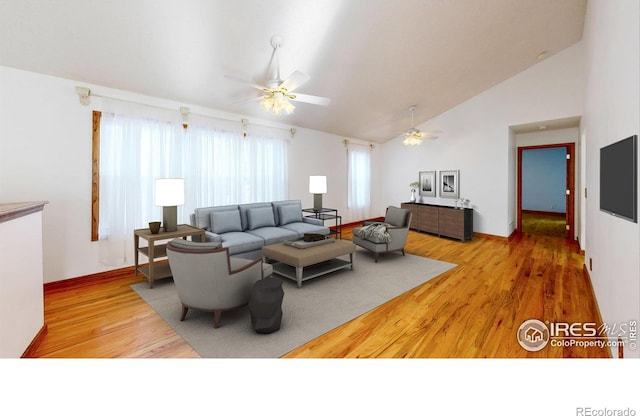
left=439, top=170, right=459, bottom=199
left=419, top=171, right=436, bottom=197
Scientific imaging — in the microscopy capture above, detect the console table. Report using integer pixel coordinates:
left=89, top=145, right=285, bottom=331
left=302, top=208, right=342, bottom=239
left=401, top=202, right=473, bottom=241
left=134, top=224, right=205, bottom=288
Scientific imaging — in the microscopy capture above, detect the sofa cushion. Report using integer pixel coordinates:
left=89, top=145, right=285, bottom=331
left=280, top=222, right=331, bottom=238
left=272, top=200, right=303, bottom=225
left=247, top=206, right=276, bottom=230
left=246, top=227, right=298, bottom=245
left=219, top=232, right=265, bottom=255
left=193, top=205, right=239, bottom=231
left=278, top=204, right=303, bottom=225
left=210, top=210, right=242, bottom=234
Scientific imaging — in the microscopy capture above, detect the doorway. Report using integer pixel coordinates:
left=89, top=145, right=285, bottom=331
left=517, top=143, right=575, bottom=239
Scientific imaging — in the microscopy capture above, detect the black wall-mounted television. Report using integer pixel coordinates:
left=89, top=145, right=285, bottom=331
left=600, top=134, right=638, bottom=223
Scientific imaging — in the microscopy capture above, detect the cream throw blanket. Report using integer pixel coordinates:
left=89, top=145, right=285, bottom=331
left=354, top=223, right=391, bottom=243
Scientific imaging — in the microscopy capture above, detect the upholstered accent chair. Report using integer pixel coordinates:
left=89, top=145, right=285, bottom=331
left=166, top=239, right=272, bottom=328
left=352, top=206, right=413, bottom=263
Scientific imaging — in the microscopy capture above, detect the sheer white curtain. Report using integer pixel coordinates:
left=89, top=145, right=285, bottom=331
left=98, top=111, right=184, bottom=265
left=98, top=110, right=288, bottom=266
left=347, top=143, right=371, bottom=220
left=181, top=119, right=289, bottom=216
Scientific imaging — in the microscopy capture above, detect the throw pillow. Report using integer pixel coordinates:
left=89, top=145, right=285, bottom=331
left=210, top=210, right=242, bottom=234
left=278, top=204, right=303, bottom=225
left=247, top=207, right=276, bottom=230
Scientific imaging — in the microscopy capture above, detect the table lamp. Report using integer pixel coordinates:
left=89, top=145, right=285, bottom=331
left=309, top=175, right=327, bottom=212
left=155, top=178, right=184, bottom=232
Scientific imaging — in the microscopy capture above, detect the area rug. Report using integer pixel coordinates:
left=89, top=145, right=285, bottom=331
left=131, top=249, right=456, bottom=358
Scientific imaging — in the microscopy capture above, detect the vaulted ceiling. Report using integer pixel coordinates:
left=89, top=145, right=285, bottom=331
left=0, top=0, right=587, bottom=143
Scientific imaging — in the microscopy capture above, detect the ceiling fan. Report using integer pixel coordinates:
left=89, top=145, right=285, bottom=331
left=400, top=105, right=440, bottom=146
left=225, top=35, right=330, bottom=116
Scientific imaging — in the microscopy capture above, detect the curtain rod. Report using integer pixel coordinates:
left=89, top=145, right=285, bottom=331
left=75, top=86, right=297, bottom=137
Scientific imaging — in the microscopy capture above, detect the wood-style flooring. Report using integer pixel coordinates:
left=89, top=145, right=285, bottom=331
left=31, top=227, right=609, bottom=358
left=521, top=212, right=566, bottom=237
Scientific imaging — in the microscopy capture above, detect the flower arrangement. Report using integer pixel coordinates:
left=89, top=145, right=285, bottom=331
left=409, top=181, right=420, bottom=202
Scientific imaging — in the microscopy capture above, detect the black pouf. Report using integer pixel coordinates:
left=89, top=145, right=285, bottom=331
left=249, top=276, right=284, bottom=334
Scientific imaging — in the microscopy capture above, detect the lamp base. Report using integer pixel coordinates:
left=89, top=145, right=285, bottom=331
left=162, top=206, right=178, bottom=232
left=313, top=194, right=323, bottom=212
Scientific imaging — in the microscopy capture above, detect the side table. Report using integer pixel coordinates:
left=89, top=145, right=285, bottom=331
left=134, top=224, right=205, bottom=288
left=302, top=208, right=342, bottom=239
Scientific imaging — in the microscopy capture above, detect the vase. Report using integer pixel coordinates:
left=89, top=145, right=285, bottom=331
left=410, top=191, right=416, bottom=203
left=149, top=221, right=161, bottom=234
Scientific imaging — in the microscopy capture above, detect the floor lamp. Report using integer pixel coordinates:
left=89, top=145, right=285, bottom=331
left=155, top=178, right=184, bottom=232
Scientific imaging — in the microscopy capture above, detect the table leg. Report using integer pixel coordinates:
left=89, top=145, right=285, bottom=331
left=148, top=241, right=155, bottom=288
left=296, top=266, right=303, bottom=288
left=134, top=234, right=139, bottom=276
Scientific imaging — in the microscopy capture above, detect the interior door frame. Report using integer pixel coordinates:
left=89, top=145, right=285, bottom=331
left=517, top=142, right=575, bottom=239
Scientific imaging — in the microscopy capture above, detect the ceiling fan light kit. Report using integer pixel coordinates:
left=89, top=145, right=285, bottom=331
left=260, top=88, right=296, bottom=115
left=402, top=133, right=423, bottom=146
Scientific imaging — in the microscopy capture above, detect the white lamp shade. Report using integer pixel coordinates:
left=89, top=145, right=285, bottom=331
left=155, top=178, right=185, bottom=206
left=309, top=176, right=327, bottom=194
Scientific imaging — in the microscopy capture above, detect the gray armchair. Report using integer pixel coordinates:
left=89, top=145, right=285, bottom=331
left=166, top=239, right=271, bottom=328
left=352, top=206, right=413, bottom=262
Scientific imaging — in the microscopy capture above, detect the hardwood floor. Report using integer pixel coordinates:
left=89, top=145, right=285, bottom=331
left=521, top=212, right=567, bottom=237
left=35, top=268, right=199, bottom=358
left=32, top=227, right=609, bottom=358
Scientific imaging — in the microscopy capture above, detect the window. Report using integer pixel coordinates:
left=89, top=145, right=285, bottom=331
left=93, top=110, right=288, bottom=265
left=347, top=143, right=371, bottom=219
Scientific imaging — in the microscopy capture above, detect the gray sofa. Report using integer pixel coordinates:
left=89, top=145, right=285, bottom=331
left=190, top=200, right=330, bottom=259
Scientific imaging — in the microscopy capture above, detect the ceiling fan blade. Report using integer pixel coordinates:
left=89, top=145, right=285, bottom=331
left=232, top=95, right=268, bottom=105
left=420, top=129, right=441, bottom=138
left=292, top=93, right=331, bottom=106
left=280, top=70, right=310, bottom=92
left=224, top=74, right=267, bottom=91
left=407, top=129, right=440, bottom=139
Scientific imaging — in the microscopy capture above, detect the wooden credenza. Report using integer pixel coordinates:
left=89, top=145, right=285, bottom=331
left=401, top=202, right=473, bottom=241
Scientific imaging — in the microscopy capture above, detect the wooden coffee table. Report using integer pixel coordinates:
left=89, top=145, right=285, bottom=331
left=262, top=239, right=356, bottom=288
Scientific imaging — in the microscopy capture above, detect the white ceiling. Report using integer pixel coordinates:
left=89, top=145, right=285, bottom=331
left=0, top=0, right=587, bottom=143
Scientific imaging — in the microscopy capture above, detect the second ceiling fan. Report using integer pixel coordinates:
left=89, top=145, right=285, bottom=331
left=225, top=35, right=330, bottom=116
left=399, top=105, right=441, bottom=146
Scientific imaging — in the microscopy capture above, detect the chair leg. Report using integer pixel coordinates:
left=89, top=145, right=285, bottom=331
left=401, top=249, right=405, bottom=256
left=213, top=310, right=222, bottom=328
left=374, top=252, right=379, bottom=263
left=180, top=305, right=189, bottom=321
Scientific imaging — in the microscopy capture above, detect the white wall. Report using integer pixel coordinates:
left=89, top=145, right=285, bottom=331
left=0, top=67, right=94, bottom=283
left=0, top=65, right=378, bottom=283
left=376, top=42, right=585, bottom=237
left=583, top=0, right=640, bottom=358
